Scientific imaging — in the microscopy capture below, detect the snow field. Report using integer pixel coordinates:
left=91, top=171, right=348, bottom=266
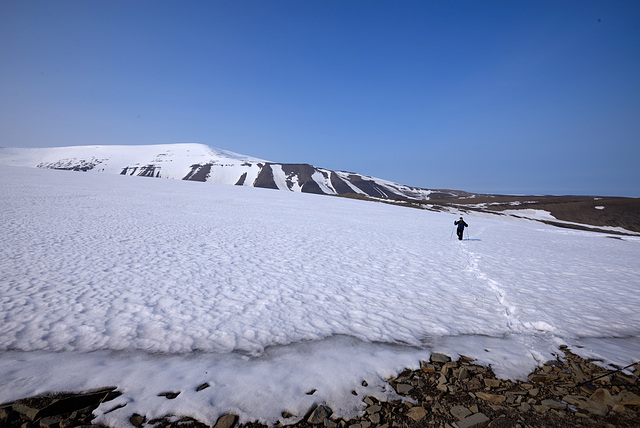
left=1, top=165, right=639, bottom=427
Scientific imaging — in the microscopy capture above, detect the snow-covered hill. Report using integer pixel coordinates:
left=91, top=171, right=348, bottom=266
left=0, top=143, right=468, bottom=200
left=3, top=143, right=639, bottom=236
left=1, top=165, right=639, bottom=427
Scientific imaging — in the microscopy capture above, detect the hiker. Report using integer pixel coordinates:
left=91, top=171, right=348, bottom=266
left=454, top=217, right=468, bottom=240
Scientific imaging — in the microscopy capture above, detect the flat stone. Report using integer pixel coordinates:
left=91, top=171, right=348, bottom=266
left=617, top=390, right=640, bottom=406
left=563, top=395, right=587, bottom=406
left=421, top=363, right=437, bottom=373
left=541, top=399, right=566, bottom=410
left=405, top=406, right=427, bottom=421
left=15, top=388, right=121, bottom=422
left=453, top=412, right=490, bottom=428
left=157, top=391, right=180, bottom=399
left=40, top=416, right=63, bottom=428
left=483, top=379, right=501, bottom=388
left=486, top=415, right=507, bottom=427
left=307, top=405, right=332, bottom=425
left=528, top=374, right=557, bottom=383
left=467, top=378, right=482, bottom=390
left=436, top=383, right=448, bottom=392
left=214, top=414, right=238, bottom=428
left=457, top=367, right=469, bottom=380
left=518, top=402, right=531, bottom=412
left=616, top=372, right=637, bottom=384
left=129, top=414, right=145, bottom=427
left=196, top=383, right=210, bottom=392
left=581, top=400, right=609, bottom=416
left=365, top=404, right=381, bottom=414
left=12, top=403, right=41, bottom=421
left=488, top=404, right=507, bottom=412
left=450, top=405, right=472, bottom=421
left=503, top=392, right=516, bottom=405
left=60, top=417, right=78, bottom=428
left=69, top=406, right=93, bottom=421
left=368, top=413, right=380, bottom=424
left=596, top=374, right=613, bottom=383
left=590, top=388, right=617, bottom=406
left=475, top=392, right=505, bottom=403
left=395, top=383, right=413, bottom=395
left=443, top=362, right=459, bottom=370
left=0, top=406, right=10, bottom=420
left=324, top=419, right=338, bottom=428
left=430, top=353, right=451, bottom=363
left=533, top=405, right=549, bottom=413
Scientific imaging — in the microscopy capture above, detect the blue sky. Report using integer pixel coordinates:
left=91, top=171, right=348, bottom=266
left=1, top=1, right=639, bottom=196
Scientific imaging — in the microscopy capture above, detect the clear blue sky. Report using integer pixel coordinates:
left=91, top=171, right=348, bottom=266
left=1, top=1, right=639, bottom=196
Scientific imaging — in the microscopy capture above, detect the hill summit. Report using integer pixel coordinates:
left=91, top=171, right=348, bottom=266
left=0, top=143, right=468, bottom=201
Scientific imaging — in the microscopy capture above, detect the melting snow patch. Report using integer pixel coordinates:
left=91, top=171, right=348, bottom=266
left=500, top=209, right=556, bottom=221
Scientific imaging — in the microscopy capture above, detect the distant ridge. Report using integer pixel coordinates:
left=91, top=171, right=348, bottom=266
left=0, top=143, right=469, bottom=201
left=1, top=143, right=639, bottom=235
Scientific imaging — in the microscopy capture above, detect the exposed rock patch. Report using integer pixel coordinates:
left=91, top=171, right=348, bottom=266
left=0, top=387, right=120, bottom=427
left=2, top=348, right=638, bottom=427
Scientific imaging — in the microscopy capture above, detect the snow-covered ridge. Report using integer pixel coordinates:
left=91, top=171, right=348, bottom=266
left=0, top=143, right=467, bottom=200
left=0, top=143, right=266, bottom=176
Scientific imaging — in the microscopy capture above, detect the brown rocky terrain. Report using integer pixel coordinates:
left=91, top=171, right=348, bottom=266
left=402, top=195, right=640, bottom=235
left=335, top=191, right=640, bottom=235
left=2, top=347, right=638, bottom=428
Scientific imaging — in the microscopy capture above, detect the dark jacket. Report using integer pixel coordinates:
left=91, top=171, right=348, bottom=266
left=455, top=219, right=468, bottom=230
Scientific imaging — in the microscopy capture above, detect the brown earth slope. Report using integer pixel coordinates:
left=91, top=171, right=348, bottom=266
left=412, top=196, right=640, bottom=234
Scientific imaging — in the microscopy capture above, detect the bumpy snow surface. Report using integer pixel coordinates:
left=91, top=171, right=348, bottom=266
left=1, top=166, right=639, bottom=427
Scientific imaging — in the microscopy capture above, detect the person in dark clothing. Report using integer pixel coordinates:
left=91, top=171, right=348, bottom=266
left=454, top=217, right=468, bottom=240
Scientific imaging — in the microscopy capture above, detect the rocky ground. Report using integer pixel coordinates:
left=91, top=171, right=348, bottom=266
left=2, top=346, right=639, bottom=428
left=419, top=195, right=640, bottom=235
